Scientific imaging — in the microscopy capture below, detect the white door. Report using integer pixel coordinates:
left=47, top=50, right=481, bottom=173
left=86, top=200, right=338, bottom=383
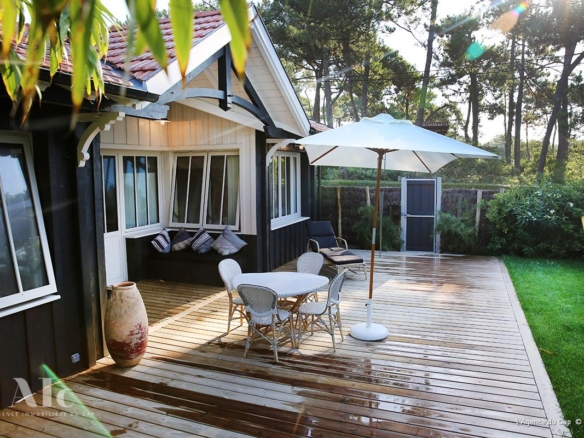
left=102, top=155, right=127, bottom=285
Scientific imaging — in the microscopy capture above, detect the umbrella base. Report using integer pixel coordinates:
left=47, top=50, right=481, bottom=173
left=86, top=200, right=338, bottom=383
left=349, top=299, right=388, bottom=341
left=350, top=322, right=388, bottom=341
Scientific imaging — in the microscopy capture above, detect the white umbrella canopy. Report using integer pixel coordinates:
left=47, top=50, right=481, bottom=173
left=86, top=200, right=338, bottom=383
left=300, top=113, right=499, bottom=171
left=296, top=113, right=499, bottom=341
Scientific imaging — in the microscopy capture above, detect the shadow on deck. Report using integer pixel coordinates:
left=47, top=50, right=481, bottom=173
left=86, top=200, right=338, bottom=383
left=0, top=252, right=571, bottom=438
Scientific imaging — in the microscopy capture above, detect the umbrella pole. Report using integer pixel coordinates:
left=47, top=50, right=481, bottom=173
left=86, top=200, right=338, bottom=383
left=350, top=151, right=389, bottom=341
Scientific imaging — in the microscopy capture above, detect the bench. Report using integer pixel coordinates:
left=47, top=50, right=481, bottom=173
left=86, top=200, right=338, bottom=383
left=126, top=230, right=254, bottom=287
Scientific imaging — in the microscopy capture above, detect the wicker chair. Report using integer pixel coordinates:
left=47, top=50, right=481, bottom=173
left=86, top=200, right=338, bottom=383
left=296, top=252, right=324, bottom=302
left=296, top=270, right=346, bottom=351
left=218, top=259, right=245, bottom=333
left=237, top=284, right=295, bottom=362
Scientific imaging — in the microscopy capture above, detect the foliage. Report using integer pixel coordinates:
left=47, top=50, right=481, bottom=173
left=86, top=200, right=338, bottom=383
left=0, top=0, right=250, bottom=123
left=486, top=181, right=584, bottom=257
left=504, top=257, right=584, bottom=438
left=352, top=205, right=402, bottom=251
left=434, top=211, right=478, bottom=254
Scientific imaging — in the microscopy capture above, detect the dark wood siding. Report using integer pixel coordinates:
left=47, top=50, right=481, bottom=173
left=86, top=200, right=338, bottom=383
left=0, top=98, right=103, bottom=409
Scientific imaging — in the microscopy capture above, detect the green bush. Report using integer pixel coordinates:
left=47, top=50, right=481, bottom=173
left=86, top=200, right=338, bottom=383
left=434, top=211, right=478, bottom=254
left=352, top=205, right=402, bottom=250
left=486, top=181, right=584, bottom=257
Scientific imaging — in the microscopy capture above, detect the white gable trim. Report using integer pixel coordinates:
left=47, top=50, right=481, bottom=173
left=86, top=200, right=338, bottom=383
left=146, top=24, right=231, bottom=95
left=249, top=6, right=310, bottom=137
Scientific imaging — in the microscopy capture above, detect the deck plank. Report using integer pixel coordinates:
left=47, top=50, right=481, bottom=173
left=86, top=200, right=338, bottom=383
left=0, top=253, right=571, bottom=437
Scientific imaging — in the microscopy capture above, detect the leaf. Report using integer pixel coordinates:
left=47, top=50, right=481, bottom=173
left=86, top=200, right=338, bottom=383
left=0, top=50, right=22, bottom=101
left=170, top=0, right=194, bottom=82
left=125, top=0, right=168, bottom=69
left=218, top=0, right=250, bottom=79
left=1, top=0, right=19, bottom=58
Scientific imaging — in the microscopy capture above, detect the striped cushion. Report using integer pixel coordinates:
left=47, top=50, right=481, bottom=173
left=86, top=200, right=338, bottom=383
left=211, top=234, right=238, bottom=256
left=190, top=228, right=214, bottom=254
left=151, top=229, right=171, bottom=253
left=171, top=229, right=192, bottom=251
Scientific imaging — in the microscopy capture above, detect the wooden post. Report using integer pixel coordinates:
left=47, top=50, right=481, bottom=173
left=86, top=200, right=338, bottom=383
left=337, top=187, right=342, bottom=237
left=475, top=189, right=483, bottom=231
left=365, top=186, right=370, bottom=206
left=457, top=194, right=463, bottom=218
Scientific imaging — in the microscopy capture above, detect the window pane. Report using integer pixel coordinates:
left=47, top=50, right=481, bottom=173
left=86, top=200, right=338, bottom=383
left=280, top=157, right=287, bottom=216
left=0, top=194, right=18, bottom=297
left=135, top=157, right=148, bottom=227
left=0, top=144, right=48, bottom=292
left=102, top=156, right=118, bottom=233
left=186, top=156, right=204, bottom=223
left=123, top=157, right=136, bottom=229
left=290, top=157, right=297, bottom=214
left=147, top=157, right=159, bottom=224
left=172, top=157, right=190, bottom=223
left=224, top=155, right=239, bottom=226
left=206, top=156, right=225, bottom=224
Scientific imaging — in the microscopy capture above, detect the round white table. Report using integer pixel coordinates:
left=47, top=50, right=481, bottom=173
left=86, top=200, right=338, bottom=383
left=232, top=272, right=329, bottom=299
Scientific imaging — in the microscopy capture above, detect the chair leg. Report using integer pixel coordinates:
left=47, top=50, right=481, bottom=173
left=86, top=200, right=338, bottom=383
left=244, top=324, right=252, bottom=358
left=336, top=308, right=344, bottom=341
left=271, top=321, right=279, bottom=362
left=227, top=302, right=234, bottom=332
left=328, top=313, right=337, bottom=352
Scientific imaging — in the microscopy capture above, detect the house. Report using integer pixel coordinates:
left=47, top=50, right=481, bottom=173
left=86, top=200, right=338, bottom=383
left=0, top=5, right=317, bottom=410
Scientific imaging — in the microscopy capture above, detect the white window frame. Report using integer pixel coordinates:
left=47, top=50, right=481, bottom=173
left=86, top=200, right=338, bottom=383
left=0, top=133, right=59, bottom=318
left=270, top=151, right=302, bottom=229
left=169, top=150, right=240, bottom=231
left=119, top=154, right=162, bottom=232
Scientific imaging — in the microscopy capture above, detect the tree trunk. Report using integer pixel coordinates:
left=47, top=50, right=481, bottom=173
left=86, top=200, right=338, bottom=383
left=313, top=70, right=322, bottom=123
left=464, top=98, right=471, bottom=143
left=537, top=44, right=584, bottom=175
left=361, top=52, right=371, bottom=118
left=415, top=0, right=438, bottom=126
left=505, top=34, right=516, bottom=164
left=470, top=72, right=480, bottom=146
left=513, top=38, right=525, bottom=171
left=525, top=121, right=530, bottom=161
left=556, top=92, right=569, bottom=164
left=323, top=51, right=333, bottom=128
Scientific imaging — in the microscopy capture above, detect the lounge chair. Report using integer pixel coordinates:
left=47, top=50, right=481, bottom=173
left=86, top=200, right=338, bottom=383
left=306, top=221, right=367, bottom=279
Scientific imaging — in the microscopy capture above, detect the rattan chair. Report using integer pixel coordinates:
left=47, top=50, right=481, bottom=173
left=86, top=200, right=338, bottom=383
left=296, top=252, right=324, bottom=302
left=296, top=270, right=346, bottom=351
left=218, top=259, right=245, bottom=333
left=237, top=284, right=295, bottom=362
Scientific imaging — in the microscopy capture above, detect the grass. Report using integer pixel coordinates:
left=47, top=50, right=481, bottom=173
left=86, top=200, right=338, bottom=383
left=504, top=256, right=584, bottom=437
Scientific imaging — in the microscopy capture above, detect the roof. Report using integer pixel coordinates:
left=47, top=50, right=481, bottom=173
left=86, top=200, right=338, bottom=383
left=310, top=120, right=332, bottom=133
left=422, top=121, right=449, bottom=135
left=12, top=25, right=132, bottom=88
left=107, top=11, right=224, bottom=82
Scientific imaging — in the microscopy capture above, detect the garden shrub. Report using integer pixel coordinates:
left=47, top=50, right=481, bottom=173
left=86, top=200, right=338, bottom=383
left=352, top=205, right=402, bottom=250
left=486, top=181, right=584, bottom=257
left=434, top=211, right=478, bottom=254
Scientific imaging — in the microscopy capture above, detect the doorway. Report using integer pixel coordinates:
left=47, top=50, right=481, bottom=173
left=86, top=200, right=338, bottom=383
left=400, top=178, right=441, bottom=252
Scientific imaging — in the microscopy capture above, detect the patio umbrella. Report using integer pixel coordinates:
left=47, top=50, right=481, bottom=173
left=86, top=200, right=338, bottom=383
left=296, top=113, right=499, bottom=341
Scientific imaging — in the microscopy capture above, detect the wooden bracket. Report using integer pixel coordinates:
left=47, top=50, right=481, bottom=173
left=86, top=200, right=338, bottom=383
left=77, top=112, right=125, bottom=167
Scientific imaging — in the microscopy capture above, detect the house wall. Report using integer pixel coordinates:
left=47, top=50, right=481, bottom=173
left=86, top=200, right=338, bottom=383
left=0, top=100, right=103, bottom=410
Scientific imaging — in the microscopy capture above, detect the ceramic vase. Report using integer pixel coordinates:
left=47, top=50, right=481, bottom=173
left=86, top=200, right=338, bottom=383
left=104, top=281, right=148, bottom=367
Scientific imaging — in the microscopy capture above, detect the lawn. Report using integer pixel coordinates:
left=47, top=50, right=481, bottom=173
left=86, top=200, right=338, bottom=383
left=504, top=256, right=584, bottom=438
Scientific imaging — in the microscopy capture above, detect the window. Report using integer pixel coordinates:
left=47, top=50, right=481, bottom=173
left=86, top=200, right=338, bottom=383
left=122, top=156, right=159, bottom=230
left=0, top=135, right=58, bottom=317
left=171, top=152, right=240, bottom=229
left=269, top=152, right=301, bottom=226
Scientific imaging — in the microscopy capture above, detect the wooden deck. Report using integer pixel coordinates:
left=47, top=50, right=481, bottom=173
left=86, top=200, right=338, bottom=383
left=0, top=252, right=571, bottom=438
